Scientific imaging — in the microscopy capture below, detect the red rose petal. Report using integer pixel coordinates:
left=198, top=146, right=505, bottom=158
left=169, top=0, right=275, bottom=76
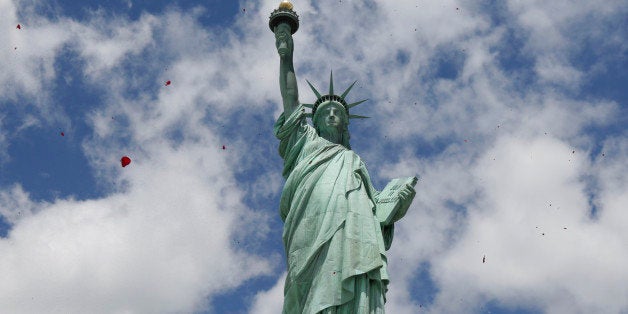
left=165, top=80, right=171, bottom=86
left=60, top=132, right=65, bottom=137
left=222, top=145, right=226, bottom=150
left=16, top=24, right=21, bottom=29
left=120, top=156, right=131, bottom=167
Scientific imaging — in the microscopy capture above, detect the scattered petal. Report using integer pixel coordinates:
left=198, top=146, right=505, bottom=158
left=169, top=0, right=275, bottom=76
left=482, top=255, right=486, bottom=263
left=60, top=132, right=64, bottom=137
left=16, top=24, right=21, bottom=29
left=165, top=80, right=171, bottom=86
left=120, top=156, right=131, bottom=167
left=222, top=145, right=226, bottom=150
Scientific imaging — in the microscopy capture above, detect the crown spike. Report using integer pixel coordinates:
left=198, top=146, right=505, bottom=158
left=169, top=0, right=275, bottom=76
left=329, top=71, right=334, bottom=96
left=347, top=99, right=368, bottom=108
left=306, top=80, right=322, bottom=99
left=341, top=80, right=357, bottom=99
left=349, top=114, right=370, bottom=119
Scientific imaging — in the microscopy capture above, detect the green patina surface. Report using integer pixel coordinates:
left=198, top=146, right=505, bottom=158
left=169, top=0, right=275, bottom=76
left=270, top=4, right=416, bottom=313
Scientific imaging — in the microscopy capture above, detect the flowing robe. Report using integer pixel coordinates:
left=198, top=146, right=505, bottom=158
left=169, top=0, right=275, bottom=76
left=274, top=105, right=391, bottom=314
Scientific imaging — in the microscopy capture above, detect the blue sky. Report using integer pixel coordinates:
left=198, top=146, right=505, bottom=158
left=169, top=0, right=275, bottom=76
left=1, top=0, right=627, bottom=313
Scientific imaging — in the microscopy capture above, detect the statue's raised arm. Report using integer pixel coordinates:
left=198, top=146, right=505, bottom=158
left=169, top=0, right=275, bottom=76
left=275, top=25, right=298, bottom=116
left=270, top=2, right=300, bottom=117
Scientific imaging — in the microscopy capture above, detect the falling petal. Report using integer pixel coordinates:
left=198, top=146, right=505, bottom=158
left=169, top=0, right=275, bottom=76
left=222, top=145, right=226, bottom=150
left=120, top=156, right=131, bottom=167
left=16, top=24, right=21, bottom=29
left=165, top=80, right=171, bottom=86
left=60, top=132, right=64, bottom=137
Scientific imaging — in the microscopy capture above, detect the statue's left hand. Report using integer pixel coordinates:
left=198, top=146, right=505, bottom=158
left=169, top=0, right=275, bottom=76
left=398, top=184, right=416, bottom=202
left=398, top=183, right=416, bottom=211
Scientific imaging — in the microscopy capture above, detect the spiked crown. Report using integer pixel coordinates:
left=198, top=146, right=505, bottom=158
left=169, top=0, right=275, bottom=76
left=302, top=71, right=369, bottom=120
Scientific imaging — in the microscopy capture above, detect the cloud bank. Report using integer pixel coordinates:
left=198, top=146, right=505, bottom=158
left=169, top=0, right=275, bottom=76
left=0, top=0, right=626, bottom=313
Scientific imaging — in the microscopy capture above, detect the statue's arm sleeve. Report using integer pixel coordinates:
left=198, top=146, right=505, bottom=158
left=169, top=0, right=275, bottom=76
left=358, top=163, right=396, bottom=250
left=281, top=65, right=299, bottom=117
left=372, top=189, right=395, bottom=250
left=273, top=104, right=316, bottom=178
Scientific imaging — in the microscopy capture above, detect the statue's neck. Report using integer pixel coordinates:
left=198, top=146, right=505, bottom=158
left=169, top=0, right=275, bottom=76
left=319, top=129, right=343, bottom=145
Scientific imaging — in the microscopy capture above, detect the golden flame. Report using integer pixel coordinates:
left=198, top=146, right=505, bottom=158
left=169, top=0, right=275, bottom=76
left=279, top=0, right=294, bottom=10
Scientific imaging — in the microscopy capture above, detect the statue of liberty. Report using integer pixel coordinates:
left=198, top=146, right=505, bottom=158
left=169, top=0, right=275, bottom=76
left=270, top=2, right=417, bottom=313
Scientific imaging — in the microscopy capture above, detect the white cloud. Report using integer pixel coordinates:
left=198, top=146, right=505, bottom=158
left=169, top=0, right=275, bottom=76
left=0, top=0, right=70, bottom=113
left=0, top=141, right=273, bottom=313
left=0, top=127, right=273, bottom=313
left=249, top=273, right=286, bottom=314
left=0, top=2, right=279, bottom=313
left=0, top=117, right=8, bottom=163
left=425, top=136, right=628, bottom=313
left=71, top=14, right=159, bottom=78
left=505, top=0, right=626, bottom=90
left=594, top=136, right=628, bottom=244
left=1, top=0, right=626, bottom=313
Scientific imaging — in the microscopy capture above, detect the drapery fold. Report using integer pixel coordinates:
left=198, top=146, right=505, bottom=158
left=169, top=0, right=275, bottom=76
left=274, top=105, right=389, bottom=314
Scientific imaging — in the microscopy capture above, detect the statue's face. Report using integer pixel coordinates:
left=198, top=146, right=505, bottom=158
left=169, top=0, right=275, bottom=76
left=315, top=102, right=347, bottom=133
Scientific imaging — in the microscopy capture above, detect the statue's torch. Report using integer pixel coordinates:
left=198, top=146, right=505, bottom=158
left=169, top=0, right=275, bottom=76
left=269, top=1, right=300, bottom=55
